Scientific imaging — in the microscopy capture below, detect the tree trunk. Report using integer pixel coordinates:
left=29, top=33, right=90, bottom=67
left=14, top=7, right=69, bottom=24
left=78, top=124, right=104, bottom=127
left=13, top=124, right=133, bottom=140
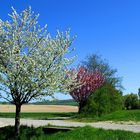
left=78, top=103, right=82, bottom=114
left=78, top=102, right=85, bottom=114
left=15, top=104, right=21, bottom=139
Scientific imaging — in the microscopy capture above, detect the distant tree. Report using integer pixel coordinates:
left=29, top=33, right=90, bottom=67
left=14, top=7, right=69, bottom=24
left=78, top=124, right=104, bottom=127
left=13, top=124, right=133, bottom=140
left=124, top=93, right=139, bottom=110
left=82, top=54, right=122, bottom=88
left=0, top=7, right=79, bottom=138
left=70, top=67, right=104, bottom=113
left=138, top=88, right=140, bottom=99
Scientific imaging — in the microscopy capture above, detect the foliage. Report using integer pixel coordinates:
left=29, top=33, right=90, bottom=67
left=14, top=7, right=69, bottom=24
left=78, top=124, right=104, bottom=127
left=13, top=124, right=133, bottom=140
left=0, top=126, right=140, bottom=140
left=0, top=7, right=79, bottom=137
left=124, top=93, right=140, bottom=110
left=81, top=84, right=123, bottom=117
left=138, top=88, right=140, bottom=99
left=0, top=125, right=44, bottom=140
left=82, top=54, right=122, bottom=88
left=70, top=67, right=104, bottom=113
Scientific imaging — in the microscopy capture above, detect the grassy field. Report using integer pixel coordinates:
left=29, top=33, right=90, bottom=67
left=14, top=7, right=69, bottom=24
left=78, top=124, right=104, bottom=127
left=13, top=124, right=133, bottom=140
left=47, top=126, right=140, bottom=140
left=74, top=109, right=140, bottom=122
left=98, top=109, right=140, bottom=122
left=0, top=104, right=140, bottom=122
left=0, top=104, right=78, bottom=112
left=0, top=109, right=140, bottom=122
left=0, top=112, right=75, bottom=119
left=0, top=125, right=140, bottom=140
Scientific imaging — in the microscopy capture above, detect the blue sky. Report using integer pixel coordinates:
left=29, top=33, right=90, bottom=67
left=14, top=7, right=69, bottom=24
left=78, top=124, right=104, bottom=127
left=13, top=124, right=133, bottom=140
left=1, top=0, right=140, bottom=99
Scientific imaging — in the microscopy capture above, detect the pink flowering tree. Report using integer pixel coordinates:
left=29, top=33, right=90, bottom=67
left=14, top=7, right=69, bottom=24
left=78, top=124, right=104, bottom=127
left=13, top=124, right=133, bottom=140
left=70, top=67, right=105, bottom=113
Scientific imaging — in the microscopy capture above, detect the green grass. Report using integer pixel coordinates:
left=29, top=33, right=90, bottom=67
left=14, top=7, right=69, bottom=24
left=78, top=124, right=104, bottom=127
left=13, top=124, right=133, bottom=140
left=73, top=109, right=140, bottom=122
left=0, top=109, right=140, bottom=122
left=0, top=125, right=140, bottom=140
left=0, top=112, right=75, bottom=119
left=47, top=126, right=140, bottom=140
left=98, top=109, right=140, bottom=121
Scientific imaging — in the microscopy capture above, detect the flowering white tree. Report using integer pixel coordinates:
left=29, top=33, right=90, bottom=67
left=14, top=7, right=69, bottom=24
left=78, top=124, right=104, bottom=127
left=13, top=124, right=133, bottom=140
left=0, top=7, right=78, bottom=137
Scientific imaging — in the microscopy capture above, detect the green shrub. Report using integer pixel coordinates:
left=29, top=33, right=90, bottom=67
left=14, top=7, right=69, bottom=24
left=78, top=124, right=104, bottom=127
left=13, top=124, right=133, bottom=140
left=0, top=125, right=44, bottom=140
left=81, top=84, right=123, bottom=117
left=124, top=93, right=140, bottom=110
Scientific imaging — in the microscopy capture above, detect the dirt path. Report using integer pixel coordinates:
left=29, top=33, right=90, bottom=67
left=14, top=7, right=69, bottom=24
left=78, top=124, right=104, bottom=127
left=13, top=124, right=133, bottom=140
left=0, top=118, right=140, bottom=133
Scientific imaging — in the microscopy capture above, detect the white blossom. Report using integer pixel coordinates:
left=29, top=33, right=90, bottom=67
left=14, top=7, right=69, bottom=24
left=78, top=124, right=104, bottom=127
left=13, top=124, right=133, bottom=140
left=0, top=7, right=79, bottom=104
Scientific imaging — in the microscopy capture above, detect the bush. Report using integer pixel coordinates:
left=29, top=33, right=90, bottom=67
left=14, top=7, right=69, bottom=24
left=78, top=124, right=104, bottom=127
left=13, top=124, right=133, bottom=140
left=124, top=93, right=140, bottom=110
left=0, top=125, right=44, bottom=140
left=81, top=84, right=123, bottom=117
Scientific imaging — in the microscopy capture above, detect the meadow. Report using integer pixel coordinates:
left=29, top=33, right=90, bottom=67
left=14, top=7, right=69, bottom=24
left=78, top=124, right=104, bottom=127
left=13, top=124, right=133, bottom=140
left=0, top=112, right=75, bottom=119
left=74, top=109, right=140, bottom=122
left=0, top=125, right=140, bottom=140
left=0, top=104, right=140, bottom=139
left=0, top=104, right=140, bottom=122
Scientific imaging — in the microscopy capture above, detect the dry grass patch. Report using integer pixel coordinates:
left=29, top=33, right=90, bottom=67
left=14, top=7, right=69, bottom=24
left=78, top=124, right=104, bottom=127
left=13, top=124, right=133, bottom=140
left=0, top=105, right=78, bottom=113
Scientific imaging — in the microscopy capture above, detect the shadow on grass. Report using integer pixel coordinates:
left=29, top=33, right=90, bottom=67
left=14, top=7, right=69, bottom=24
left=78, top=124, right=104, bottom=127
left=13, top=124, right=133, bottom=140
left=0, top=112, right=77, bottom=119
left=0, top=125, right=43, bottom=140
left=0, top=125, right=73, bottom=140
left=0, top=125, right=140, bottom=140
